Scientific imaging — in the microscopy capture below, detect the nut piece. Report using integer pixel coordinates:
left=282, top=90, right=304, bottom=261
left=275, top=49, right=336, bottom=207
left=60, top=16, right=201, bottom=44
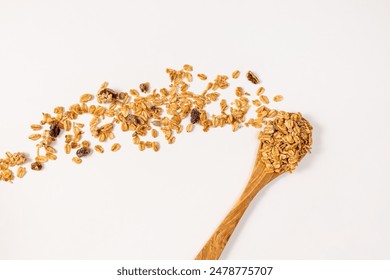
left=246, top=71, right=260, bottom=84
left=97, top=88, right=118, bottom=104
left=111, top=143, right=121, bottom=152
left=139, top=82, right=149, bottom=93
left=31, top=162, right=43, bottom=171
left=76, top=147, right=91, bottom=157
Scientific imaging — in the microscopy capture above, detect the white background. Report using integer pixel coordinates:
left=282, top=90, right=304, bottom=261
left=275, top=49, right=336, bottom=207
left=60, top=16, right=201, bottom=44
left=0, top=0, right=389, bottom=260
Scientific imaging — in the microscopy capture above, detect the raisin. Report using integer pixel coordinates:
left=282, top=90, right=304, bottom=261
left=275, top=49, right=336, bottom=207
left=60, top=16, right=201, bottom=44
left=49, top=122, right=61, bottom=137
left=76, top=147, right=91, bottom=158
left=190, top=108, right=200, bottom=124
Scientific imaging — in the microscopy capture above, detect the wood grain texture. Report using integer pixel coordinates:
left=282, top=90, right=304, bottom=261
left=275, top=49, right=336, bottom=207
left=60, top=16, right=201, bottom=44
left=195, top=154, right=280, bottom=260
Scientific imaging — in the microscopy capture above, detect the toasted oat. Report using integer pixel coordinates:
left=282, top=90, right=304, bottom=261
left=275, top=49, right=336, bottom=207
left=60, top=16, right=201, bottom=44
left=30, top=124, right=42, bottom=131
left=232, top=70, right=240, bottom=79
left=197, top=74, right=208, bottom=80
left=168, top=136, right=176, bottom=144
left=72, top=157, right=82, bottom=164
left=145, top=141, right=152, bottom=148
left=246, top=71, right=260, bottom=84
left=111, top=143, right=121, bottom=152
left=151, top=129, right=158, bottom=138
left=81, top=140, right=90, bottom=148
left=80, top=94, right=93, bottom=103
left=29, top=134, right=41, bottom=141
left=183, top=64, right=193, bottom=71
left=152, top=142, right=159, bottom=152
left=94, top=145, right=104, bottom=153
left=35, top=156, right=48, bottom=163
left=252, top=100, right=261, bottom=106
left=64, top=144, right=71, bottom=154
left=45, top=146, right=56, bottom=153
left=257, top=87, right=265, bottom=95
left=46, top=153, right=57, bottom=160
left=186, top=123, right=194, bottom=132
left=16, top=166, right=26, bottom=178
left=260, top=95, right=270, bottom=104
left=273, top=95, right=284, bottom=102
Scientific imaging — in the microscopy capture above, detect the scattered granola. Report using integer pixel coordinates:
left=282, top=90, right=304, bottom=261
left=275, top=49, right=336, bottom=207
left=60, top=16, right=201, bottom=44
left=1, top=64, right=310, bottom=184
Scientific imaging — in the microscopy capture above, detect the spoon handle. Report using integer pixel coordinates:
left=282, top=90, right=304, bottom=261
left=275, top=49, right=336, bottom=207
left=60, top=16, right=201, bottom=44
left=195, top=165, right=277, bottom=260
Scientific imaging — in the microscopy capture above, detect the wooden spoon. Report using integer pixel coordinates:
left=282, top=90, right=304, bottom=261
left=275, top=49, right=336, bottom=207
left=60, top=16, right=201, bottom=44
left=195, top=146, right=281, bottom=260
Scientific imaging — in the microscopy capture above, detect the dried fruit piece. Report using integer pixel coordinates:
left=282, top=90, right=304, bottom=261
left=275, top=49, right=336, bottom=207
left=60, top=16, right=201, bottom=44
left=76, top=147, right=91, bottom=157
left=49, top=122, right=61, bottom=137
left=190, top=109, right=200, bottom=124
left=246, top=71, right=260, bottom=84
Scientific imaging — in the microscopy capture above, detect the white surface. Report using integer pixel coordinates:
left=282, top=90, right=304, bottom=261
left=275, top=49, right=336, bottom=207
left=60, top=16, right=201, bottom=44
left=0, top=0, right=389, bottom=259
